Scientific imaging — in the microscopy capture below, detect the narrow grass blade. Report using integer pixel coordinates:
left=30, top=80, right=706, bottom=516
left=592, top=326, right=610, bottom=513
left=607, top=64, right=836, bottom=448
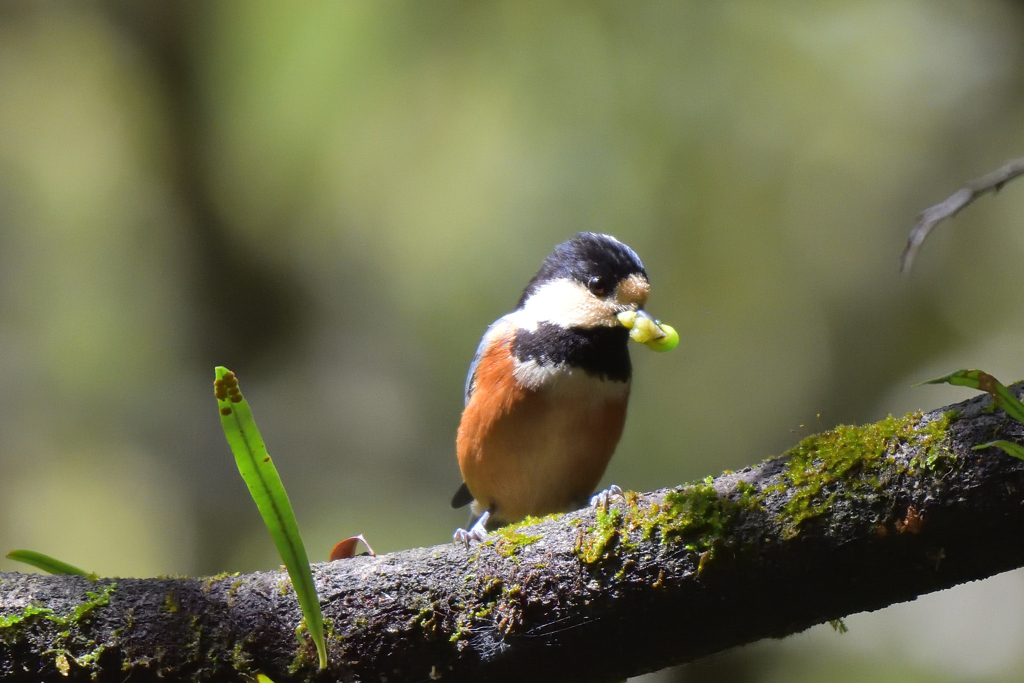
left=6, top=549, right=97, bottom=579
left=214, top=367, right=326, bottom=669
left=919, top=369, right=1024, bottom=424
left=974, top=441, right=1024, bottom=461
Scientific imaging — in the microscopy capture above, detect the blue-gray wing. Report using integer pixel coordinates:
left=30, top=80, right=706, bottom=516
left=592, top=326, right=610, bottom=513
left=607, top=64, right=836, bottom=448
left=464, top=318, right=511, bottom=406
left=464, top=331, right=489, bottom=406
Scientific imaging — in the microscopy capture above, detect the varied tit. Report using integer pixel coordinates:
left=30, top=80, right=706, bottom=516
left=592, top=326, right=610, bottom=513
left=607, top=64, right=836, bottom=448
left=451, top=232, right=676, bottom=545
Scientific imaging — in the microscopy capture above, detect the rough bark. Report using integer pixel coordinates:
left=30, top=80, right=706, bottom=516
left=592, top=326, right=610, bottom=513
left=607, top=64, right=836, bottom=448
left=3, top=388, right=1024, bottom=683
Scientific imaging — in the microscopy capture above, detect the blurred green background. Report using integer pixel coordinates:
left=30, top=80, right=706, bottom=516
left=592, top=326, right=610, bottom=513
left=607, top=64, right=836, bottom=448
left=1, top=1, right=1024, bottom=681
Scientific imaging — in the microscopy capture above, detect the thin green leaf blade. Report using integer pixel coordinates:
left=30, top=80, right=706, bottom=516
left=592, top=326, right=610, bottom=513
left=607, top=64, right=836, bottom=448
left=991, top=382, right=1024, bottom=425
left=214, top=367, right=326, bottom=670
left=6, top=549, right=96, bottom=579
left=919, top=369, right=1024, bottom=424
left=917, top=369, right=986, bottom=389
left=974, top=440, right=1024, bottom=461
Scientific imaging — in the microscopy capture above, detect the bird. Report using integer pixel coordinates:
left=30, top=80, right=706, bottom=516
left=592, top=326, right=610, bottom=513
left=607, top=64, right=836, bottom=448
left=451, top=232, right=670, bottom=545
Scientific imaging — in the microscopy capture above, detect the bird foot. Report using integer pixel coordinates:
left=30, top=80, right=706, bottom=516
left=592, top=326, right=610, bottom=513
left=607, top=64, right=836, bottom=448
left=590, top=484, right=624, bottom=511
left=453, top=510, right=490, bottom=548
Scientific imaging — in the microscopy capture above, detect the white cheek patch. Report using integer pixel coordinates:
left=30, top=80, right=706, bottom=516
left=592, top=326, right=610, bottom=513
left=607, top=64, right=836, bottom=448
left=512, top=278, right=619, bottom=330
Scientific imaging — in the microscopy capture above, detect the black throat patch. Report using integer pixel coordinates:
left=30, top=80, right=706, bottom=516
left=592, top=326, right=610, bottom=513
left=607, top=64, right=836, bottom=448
left=512, top=323, right=631, bottom=382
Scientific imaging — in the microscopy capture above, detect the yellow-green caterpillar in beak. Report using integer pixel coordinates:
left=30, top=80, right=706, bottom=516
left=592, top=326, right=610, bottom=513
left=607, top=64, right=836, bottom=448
left=616, top=310, right=679, bottom=352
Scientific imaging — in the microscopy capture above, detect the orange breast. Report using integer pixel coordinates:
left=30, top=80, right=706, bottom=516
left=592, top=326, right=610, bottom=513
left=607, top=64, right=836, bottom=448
left=457, top=334, right=629, bottom=523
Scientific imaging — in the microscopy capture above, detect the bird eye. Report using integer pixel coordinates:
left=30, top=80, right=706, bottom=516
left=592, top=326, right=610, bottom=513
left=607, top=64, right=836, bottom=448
left=587, top=276, right=608, bottom=297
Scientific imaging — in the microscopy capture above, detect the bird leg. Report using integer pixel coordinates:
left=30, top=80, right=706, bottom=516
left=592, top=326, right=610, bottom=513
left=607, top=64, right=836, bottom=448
left=590, top=484, right=624, bottom=511
left=453, top=510, right=491, bottom=548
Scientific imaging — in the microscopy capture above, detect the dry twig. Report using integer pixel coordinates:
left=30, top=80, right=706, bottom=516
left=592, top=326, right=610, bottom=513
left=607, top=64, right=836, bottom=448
left=901, top=157, right=1024, bottom=271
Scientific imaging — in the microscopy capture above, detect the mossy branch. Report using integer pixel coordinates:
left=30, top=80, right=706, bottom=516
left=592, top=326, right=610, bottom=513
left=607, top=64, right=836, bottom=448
left=4, top=388, right=1024, bottom=683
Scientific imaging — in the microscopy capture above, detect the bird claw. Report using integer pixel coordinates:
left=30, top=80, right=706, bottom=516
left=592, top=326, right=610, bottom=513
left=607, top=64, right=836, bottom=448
left=453, top=511, right=490, bottom=548
left=453, top=526, right=487, bottom=548
left=590, top=484, right=624, bottom=511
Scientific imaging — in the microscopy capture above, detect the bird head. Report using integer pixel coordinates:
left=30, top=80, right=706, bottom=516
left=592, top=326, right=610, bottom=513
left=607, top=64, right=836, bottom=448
left=514, top=232, right=650, bottom=330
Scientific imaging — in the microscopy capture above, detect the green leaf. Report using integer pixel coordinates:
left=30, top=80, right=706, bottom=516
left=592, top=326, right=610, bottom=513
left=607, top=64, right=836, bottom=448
left=214, top=367, right=326, bottom=670
left=973, top=440, right=1024, bottom=461
left=919, top=369, right=1024, bottom=424
left=6, top=549, right=97, bottom=580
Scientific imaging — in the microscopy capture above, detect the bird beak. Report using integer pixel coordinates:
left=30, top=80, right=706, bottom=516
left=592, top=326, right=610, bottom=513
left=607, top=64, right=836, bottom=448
left=616, top=309, right=679, bottom=352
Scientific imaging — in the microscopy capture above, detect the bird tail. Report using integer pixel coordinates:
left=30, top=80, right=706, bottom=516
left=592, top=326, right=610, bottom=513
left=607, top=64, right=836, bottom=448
left=450, top=482, right=474, bottom=509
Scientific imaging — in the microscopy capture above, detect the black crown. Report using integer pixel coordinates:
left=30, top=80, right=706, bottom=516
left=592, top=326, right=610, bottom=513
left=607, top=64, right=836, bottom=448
left=518, top=233, right=647, bottom=308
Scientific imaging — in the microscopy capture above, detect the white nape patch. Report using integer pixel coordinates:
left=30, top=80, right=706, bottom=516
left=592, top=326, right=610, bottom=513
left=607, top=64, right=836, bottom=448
left=513, top=357, right=630, bottom=398
left=510, top=278, right=619, bottom=331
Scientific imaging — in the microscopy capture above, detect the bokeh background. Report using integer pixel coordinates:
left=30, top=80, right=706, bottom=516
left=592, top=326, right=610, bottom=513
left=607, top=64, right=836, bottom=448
left=1, top=2, right=1024, bottom=681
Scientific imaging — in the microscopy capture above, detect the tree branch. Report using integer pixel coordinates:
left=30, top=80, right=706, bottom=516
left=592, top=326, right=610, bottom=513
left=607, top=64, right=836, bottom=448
left=900, top=156, right=1024, bottom=271
left=3, top=389, right=1024, bottom=683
